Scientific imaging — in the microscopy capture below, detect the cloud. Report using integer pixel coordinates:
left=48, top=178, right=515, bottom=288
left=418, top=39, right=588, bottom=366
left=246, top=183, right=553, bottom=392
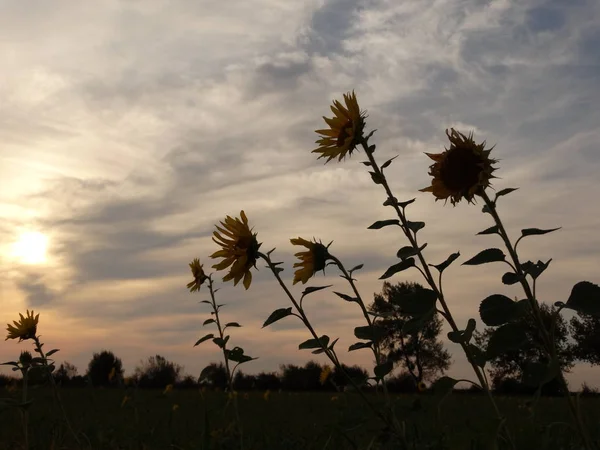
left=1, top=0, right=599, bottom=387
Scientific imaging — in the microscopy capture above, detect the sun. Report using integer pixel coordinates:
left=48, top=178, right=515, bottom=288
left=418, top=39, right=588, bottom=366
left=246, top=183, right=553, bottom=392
left=11, top=231, right=49, bottom=265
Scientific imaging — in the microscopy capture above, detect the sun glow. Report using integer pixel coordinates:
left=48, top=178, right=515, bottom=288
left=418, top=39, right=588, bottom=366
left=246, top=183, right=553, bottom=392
left=11, top=231, right=49, bottom=264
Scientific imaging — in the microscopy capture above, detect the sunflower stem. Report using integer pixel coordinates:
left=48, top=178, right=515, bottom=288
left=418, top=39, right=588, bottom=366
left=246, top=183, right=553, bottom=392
left=480, top=191, right=595, bottom=450
left=359, top=138, right=514, bottom=448
left=259, top=251, right=407, bottom=445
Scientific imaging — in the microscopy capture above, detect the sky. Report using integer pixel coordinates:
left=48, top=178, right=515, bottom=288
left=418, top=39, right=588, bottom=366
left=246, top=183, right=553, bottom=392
left=1, top=0, right=599, bottom=388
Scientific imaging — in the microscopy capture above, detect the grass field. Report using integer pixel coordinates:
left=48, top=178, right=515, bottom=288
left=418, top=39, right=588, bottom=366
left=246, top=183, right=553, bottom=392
left=1, top=387, right=599, bottom=449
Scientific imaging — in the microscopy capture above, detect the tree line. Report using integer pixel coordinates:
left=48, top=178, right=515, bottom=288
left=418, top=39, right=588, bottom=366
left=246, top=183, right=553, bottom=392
left=1, top=281, right=598, bottom=395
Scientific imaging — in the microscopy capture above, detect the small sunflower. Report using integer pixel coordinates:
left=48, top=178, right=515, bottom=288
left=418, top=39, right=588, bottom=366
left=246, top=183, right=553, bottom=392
left=417, top=381, right=427, bottom=393
left=211, top=211, right=262, bottom=290
left=319, top=365, right=332, bottom=385
left=6, top=310, right=39, bottom=342
left=290, top=237, right=330, bottom=285
left=313, top=91, right=367, bottom=163
left=420, top=128, right=498, bottom=205
left=187, top=258, right=208, bottom=292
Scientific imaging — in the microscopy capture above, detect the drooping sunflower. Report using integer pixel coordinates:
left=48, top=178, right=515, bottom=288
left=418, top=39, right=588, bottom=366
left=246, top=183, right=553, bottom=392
left=420, top=128, right=498, bottom=205
left=187, top=258, right=208, bottom=292
left=319, top=365, right=332, bottom=385
left=211, top=211, right=261, bottom=290
left=290, top=237, right=330, bottom=285
left=313, top=91, right=367, bottom=163
left=6, top=310, right=39, bottom=342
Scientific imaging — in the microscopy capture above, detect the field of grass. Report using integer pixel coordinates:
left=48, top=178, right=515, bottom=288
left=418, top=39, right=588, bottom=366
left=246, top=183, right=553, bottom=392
left=1, top=387, right=599, bottom=449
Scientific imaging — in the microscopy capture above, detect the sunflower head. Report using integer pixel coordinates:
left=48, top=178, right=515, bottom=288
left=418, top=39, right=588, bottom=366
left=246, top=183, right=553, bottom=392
left=319, top=365, right=332, bottom=385
left=417, top=381, right=427, bottom=392
left=6, top=310, right=39, bottom=342
left=187, top=258, right=209, bottom=292
left=290, top=237, right=330, bottom=285
left=211, top=211, right=262, bottom=290
left=19, top=350, right=33, bottom=368
left=313, top=91, right=367, bottom=163
left=420, top=128, right=498, bottom=206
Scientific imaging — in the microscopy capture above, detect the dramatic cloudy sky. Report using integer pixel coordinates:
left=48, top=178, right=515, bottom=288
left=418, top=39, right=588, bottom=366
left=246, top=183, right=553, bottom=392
left=1, top=0, right=599, bottom=387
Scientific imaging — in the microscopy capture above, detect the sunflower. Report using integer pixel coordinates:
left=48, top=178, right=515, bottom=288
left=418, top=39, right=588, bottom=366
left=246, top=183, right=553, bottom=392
left=290, top=237, right=330, bottom=285
left=417, top=381, right=427, bottom=392
left=420, top=128, right=498, bottom=205
left=6, top=310, right=39, bottom=342
left=187, top=258, right=208, bottom=292
left=313, top=91, right=367, bottom=163
left=211, top=211, right=261, bottom=290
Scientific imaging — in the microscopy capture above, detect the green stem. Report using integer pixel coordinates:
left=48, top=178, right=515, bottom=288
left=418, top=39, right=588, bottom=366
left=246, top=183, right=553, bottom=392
left=259, top=252, right=403, bottom=441
left=207, top=276, right=243, bottom=449
left=480, top=191, right=595, bottom=450
left=360, top=139, right=513, bottom=447
left=21, top=368, right=29, bottom=450
left=33, top=337, right=81, bottom=448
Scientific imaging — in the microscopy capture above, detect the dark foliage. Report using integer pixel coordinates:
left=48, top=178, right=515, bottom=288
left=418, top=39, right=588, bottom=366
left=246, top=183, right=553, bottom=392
left=134, top=354, right=183, bottom=388
left=85, top=350, right=124, bottom=387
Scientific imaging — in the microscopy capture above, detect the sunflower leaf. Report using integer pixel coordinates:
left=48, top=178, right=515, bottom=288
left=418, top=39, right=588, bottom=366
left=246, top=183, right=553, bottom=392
left=368, top=219, right=400, bottom=230
left=262, top=307, right=294, bottom=328
left=477, top=226, right=499, bottom=235
left=361, top=161, right=372, bottom=166
left=334, top=292, right=358, bottom=303
left=203, top=319, right=216, bottom=326
left=194, top=334, right=214, bottom=347
left=430, top=252, right=460, bottom=273
left=398, top=198, right=416, bottom=209
left=369, top=171, right=384, bottom=185
left=479, top=294, right=520, bottom=326
left=0, top=361, right=19, bottom=367
left=45, top=349, right=60, bottom=358
left=462, top=248, right=506, bottom=265
left=521, top=259, right=552, bottom=279
left=328, top=337, right=339, bottom=351
left=563, top=281, right=600, bottom=317
left=494, top=188, right=519, bottom=202
left=348, top=341, right=372, bottom=352
left=520, top=227, right=561, bottom=238
left=432, top=376, right=459, bottom=396
left=501, top=272, right=521, bottom=285
left=374, top=361, right=394, bottom=379
left=397, top=243, right=427, bottom=260
left=379, top=258, right=415, bottom=279
left=349, top=264, right=364, bottom=273
left=224, top=322, right=241, bottom=329
left=406, top=221, right=425, bottom=234
left=301, top=285, right=332, bottom=298
left=299, top=335, right=329, bottom=350
left=381, top=155, right=398, bottom=170
left=486, top=323, right=529, bottom=358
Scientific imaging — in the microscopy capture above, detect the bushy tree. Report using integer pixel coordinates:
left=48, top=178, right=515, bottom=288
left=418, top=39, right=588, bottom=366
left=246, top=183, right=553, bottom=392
left=134, top=354, right=183, bottom=388
left=331, top=364, right=369, bottom=390
left=55, top=361, right=78, bottom=385
left=199, top=362, right=229, bottom=390
left=280, top=361, right=326, bottom=391
left=474, top=303, right=573, bottom=394
left=233, top=371, right=256, bottom=390
left=370, top=281, right=451, bottom=383
left=86, top=350, right=124, bottom=387
left=254, top=371, right=281, bottom=391
left=570, top=313, right=600, bottom=366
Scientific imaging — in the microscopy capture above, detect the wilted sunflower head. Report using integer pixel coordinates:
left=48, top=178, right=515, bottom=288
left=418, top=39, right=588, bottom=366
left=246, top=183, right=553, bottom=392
left=313, top=91, right=367, bottom=163
left=211, top=211, right=262, bottom=290
left=187, top=258, right=208, bottom=292
left=420, top=128, right=498, bottom=206
left=290, top=237, right=330, bottom=285
left=6, top=310, right=39, bottom=342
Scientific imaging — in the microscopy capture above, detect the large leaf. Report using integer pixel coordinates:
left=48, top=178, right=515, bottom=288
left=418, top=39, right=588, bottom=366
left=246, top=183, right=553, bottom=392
left=373, top=361, right=394, bottom=379
left=368, top=219, right=400, bottom=230
left=486, top=323, right=529, bottom=358
left=447, top=319, right=476, bottom=344
left=501, top=272, right=520, bottom=285
left=432, top=376, right=459, bottom=396
left=520, top=227, right=561, bottom=238
left=479, top=294, right=519, bottom=326
left=299, top=335, right=329, bottom=350
left=262, top=308, right=294, bottom=328
left=194, top=334, right=214, bottom=347
left=430, top=252, right=460, bottom=273
left=406, top=221, right=425, bottom=234
left=354, top=325, right=387, bottom=341
left=348, top=341, right=372, bottom=352
left=226, top=347, right=257, bottom=364
left=203, top=318, right=216, bottom=326
left=563, top=281, right=600, bottom=317
left=466, top=344, right=487, bottom=368
left=213, top=336, right=230, bottom=348
left=462, top=248, right=506, bottom=266
left=521, top=259, right=552, bottom=280
left=302, top=285, right=332, bottom=297
left=379, top=258, right=415, bottom=279
left=397, top=243, right=427, bottom=260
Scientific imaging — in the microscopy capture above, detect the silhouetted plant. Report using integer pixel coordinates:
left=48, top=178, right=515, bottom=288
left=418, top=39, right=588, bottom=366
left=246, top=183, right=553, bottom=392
left=134, top=354, right=183, bottom=388
left=86, top=350, right=124, bottom=388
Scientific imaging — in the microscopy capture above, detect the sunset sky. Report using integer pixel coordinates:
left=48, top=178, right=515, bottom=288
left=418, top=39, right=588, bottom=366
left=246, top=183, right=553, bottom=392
left=1, top=0, right=599, bottom=387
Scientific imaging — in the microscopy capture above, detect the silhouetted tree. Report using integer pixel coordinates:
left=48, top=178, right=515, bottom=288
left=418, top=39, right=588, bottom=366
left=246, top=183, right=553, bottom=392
left=233, top=371, right=256, bottom=390
left=55, top=361, right=78, bottom=386
left=280, top=361, right=326, bottom=391
left=86, top=350, right=124, bottom=387
left=570, top=313, right=600, bottom=366
left=199, top=362, right=228, bottom=390
left=176, top=375, right=198, bottom=389
left=369, top=281, right=451, bottom=383
left=385, top=372, right=419, bottom=393
left=134, top=355, right=183, bottom=388
left=474, top=303, right=573, bottom=395
left=331, top=364, right=369, bottom=390
left=254, top=372, right=281, bottom=391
